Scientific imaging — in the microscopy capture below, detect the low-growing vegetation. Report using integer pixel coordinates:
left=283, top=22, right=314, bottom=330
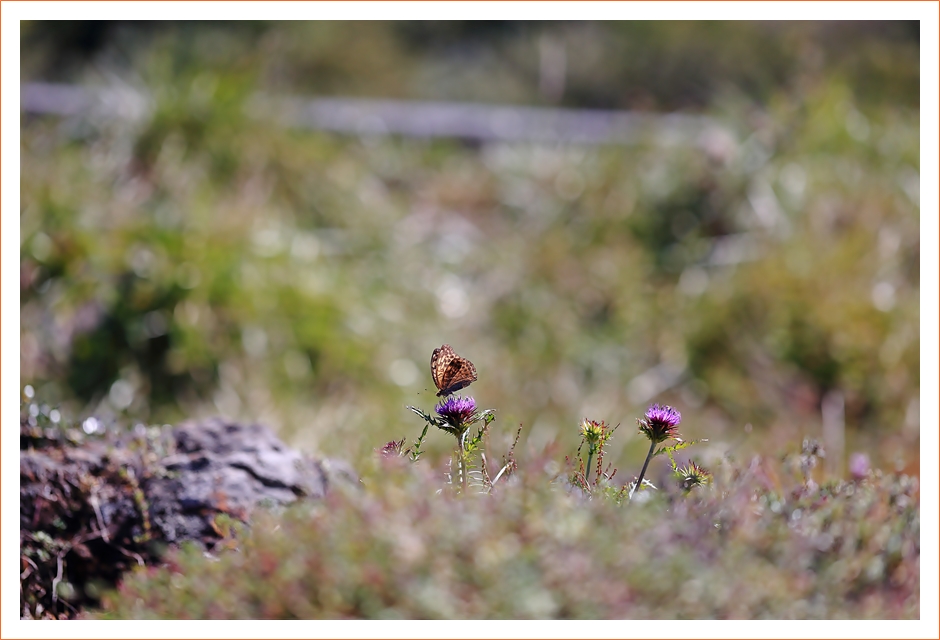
left=91, top=402, right=918, bottom=620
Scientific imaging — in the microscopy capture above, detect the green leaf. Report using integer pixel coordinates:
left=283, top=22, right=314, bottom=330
left=653, top=438, right=708, bottom=461
left=406, top=405, right=446, bottom=429
left=409, top=423, right=430, bottom=461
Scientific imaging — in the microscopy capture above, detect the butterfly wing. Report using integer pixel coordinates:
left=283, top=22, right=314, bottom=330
left=438, top=358, right=477, bottom=396
left=431, top=344, right=456, bottom=393
left=431, top=344, right=478, bottom=397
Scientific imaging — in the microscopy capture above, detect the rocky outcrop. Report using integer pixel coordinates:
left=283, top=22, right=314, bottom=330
left=20, top=416, right=354, bottom=619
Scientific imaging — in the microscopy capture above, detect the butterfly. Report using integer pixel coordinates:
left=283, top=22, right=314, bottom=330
left=430, top=344, right=478, bottom=397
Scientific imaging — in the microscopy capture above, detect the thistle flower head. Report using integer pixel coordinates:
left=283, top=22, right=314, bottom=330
left=849, top=452, right=870, bottom=480
left=675, top=460, right=711, bottom=491
left=579, top=419, right=610, bottom=447
left=637, top=403, right=682, bottom=444
left=435, top=395, right=477, bottom=428
left=379, top=438, right=405, bottom=457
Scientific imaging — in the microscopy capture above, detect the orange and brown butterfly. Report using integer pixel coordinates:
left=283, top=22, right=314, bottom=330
left=430, top=344, right=478, bottom=397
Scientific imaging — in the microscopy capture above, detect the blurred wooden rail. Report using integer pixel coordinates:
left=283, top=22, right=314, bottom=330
left=21, top=81, right=730, bottom=146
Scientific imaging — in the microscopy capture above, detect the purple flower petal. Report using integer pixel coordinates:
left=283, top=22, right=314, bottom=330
left=638, top=403, right=683, bottom=443
left=435, top=395, right=477, bottom=427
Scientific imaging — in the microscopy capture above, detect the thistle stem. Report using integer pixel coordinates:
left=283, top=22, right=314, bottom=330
left=460, top=452, right=468, bottom=493
left=630, top=440, right=657, bottom=501
left=584, top=445, right=596, bottom=485
left=456, top=431, right=469, bottom=493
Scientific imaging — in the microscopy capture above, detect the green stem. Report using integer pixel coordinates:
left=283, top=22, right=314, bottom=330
left=630, top=440, right=657, bottom=501
left=584, top=445, right=596, bottom=485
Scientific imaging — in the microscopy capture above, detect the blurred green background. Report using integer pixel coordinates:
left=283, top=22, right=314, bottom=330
left=20, top=21, right=920, bottom=477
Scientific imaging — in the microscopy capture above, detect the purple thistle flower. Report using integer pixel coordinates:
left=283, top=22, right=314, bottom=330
left=435, top=395, right=477, bottom=428
left=379, top=439, right=405, bottom=457
left=849, top=452, right=870, bottom=480
left=637, top=403, right=682, bottom=444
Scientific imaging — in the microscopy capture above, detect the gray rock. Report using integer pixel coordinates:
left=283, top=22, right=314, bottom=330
left=20, top=416, right=355, bottom=619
